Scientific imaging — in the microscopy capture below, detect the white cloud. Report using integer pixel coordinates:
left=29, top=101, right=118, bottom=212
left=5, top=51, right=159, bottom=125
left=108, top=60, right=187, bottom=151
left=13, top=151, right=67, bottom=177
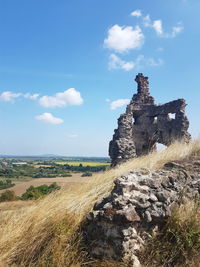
left=108, top=54, right=135, bottom=71
left=0, top=88, right=83, bottom=108
left=142, top=14, right=183, bottom=38
left=156, top=24, right=183, bottom=38
left=0, top=91, right=22, bottom=102
left=110, top=99, right=130, bottom=110
left=104, top=24, right=144, bottom=53
left=35, top=112, right=64, bottom=124
left=131, top=10, right=142, bottom=17
left=108, top=54, right=163, bottom=72
left=152, top=20, right=163, bottom=35
left=105, top=98, right=110, bottom=102
left=143, top=15, right=163, bottom=35
left=0, top=91, right=40, bottom=102
left=143, top=15, right=151, bottom=27
left=135, top=55, right=164, bottom=68
left=160, top=24, right=183, bottom=38
left=122, top=62, right=135, bottom=71
left=24, top=93, right=40, bottom=100
left=39, top=88, right=83, bottom=108
left=170, top=25, right=184, bottom=37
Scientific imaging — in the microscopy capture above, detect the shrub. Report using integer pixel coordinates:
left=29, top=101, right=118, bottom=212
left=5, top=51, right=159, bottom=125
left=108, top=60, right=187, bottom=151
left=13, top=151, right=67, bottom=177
left=20, top=183, right=61, bottom=200
left=63, top=173, right=72, bottom=177
left=0, top=179, right=15, bottom=190
left=0, top=190, right=18, bottom=202
left=81, top=172, right=92, bottom=177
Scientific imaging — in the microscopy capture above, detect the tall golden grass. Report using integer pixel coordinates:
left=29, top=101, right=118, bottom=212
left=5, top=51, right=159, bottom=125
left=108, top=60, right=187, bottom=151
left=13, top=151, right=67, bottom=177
left=0, top=139, right=200, bottom=266
left=142, top=200, right=200, bottom=267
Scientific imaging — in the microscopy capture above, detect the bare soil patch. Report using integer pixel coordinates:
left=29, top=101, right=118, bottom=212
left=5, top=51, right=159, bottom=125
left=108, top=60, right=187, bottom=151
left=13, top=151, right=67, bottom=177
left=0, top=173, right=89, bottom=196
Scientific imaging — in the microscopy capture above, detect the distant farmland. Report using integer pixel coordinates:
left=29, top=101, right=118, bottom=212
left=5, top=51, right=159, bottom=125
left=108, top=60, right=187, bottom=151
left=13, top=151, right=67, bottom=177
left=55, top=161, right=110, bottom=166
left=0, top=173, right=88, bottom=196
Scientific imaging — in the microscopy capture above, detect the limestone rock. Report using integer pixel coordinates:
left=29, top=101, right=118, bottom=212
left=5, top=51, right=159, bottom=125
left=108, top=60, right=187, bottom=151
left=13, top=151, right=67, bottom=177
left=85, top=157, right=200, bottom=265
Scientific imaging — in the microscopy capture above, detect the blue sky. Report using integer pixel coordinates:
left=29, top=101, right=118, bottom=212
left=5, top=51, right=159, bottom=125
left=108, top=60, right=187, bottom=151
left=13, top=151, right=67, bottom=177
left=0, top=0, right=199, bottom=156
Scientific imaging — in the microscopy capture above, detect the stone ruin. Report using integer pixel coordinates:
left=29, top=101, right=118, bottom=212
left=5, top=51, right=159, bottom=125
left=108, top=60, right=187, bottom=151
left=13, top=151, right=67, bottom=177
left=85, top=159, right=200, bottom=266
left=109, top=73, right=191, bottom=166
left=84, top=75, right=196, bottom=266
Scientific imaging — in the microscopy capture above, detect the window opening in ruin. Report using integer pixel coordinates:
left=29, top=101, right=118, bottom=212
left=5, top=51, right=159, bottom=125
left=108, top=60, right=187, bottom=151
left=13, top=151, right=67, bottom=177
left=156, top=143, right=167, bottom=152
left=153, top=116, right=157, bottom=123
left=169, top=113, right=175, bottom=119
left=133, top=117, right=138, bottom=125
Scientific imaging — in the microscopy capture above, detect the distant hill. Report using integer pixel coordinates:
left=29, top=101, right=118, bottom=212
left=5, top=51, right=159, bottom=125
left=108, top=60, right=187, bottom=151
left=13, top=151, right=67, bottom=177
left=0, top=154, right=110, bottom=162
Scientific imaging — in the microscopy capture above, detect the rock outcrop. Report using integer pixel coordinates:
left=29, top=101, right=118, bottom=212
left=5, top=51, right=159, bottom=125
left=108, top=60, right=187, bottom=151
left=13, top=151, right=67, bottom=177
left=85, top=158, right=200, bottom=266
left=109, top=73, right=191, bottom=166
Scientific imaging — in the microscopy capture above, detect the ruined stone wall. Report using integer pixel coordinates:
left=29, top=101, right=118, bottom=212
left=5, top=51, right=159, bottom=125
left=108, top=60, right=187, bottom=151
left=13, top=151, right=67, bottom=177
left=109, top=74, right=191, bottom=166
left=85, top=158, right=200, bottom=266
left=109, top=113, right=136, bottom=166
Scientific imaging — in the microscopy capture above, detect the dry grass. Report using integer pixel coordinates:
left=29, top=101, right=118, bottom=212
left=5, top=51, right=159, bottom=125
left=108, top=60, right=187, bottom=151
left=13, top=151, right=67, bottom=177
left=141, top=199, right=200, bottom=267
left=0, top=173, right=86, bottom=196
left=0, top=200, right=34, bottom=212
left=0, top=139, right=200, bottom=266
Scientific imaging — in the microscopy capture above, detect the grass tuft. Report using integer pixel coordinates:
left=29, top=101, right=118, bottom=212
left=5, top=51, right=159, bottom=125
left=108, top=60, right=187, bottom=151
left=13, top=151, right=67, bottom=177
left=141, top=199, right=200, bottom=267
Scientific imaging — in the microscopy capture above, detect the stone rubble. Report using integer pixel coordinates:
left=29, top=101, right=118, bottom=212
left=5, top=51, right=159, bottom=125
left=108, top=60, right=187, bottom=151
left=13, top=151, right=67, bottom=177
left=85, top=158, right=200, bottom=266
left=109, top=73, right=191, bottom=166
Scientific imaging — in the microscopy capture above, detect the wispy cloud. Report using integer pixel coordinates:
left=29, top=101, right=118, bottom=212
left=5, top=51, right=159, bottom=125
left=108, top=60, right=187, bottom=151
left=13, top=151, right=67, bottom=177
left=23, top=93, right=40, bottom=100
left=108, top=54, right=134, bottom=71
left=39, top=88, right=83, bottom=108
left=152, top=20, right=163, bottom=35
left=108, top=54, right=163, bottom=71
left=0, top=91, right=22, bottom=102
left=142, top=14, right=183, bottom=38
left=0, top=91, right=39, bottom=102
left=135, top=55, right=164, bottom=68
left=35, top=113, right=64, bottom=125
left=130, top=10, right=142, bottom=17
left=110, top=99, right=130, bottom=110
left=104, top=24, right=144, bottom=53
left=169, top=25, right=184, bottom=38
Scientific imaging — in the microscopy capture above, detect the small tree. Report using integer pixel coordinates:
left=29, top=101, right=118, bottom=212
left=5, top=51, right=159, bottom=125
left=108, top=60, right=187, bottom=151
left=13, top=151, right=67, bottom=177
left=0, top=190, right=18, bottom=202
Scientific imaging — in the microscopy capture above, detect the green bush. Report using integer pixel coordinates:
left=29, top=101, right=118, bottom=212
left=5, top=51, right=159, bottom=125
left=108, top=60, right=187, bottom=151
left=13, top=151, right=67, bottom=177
left=20, top=182, right=61, bottom=200
left=81, top=172, right=92, bottom=177
left=0, top=179, right=15, bottom=190
left=0, top=190, right=18, bottom=202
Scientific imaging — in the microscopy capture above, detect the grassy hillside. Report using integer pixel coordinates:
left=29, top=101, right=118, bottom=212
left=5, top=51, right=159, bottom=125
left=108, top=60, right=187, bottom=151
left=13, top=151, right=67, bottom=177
left=0, top=140, right=200, bottom=267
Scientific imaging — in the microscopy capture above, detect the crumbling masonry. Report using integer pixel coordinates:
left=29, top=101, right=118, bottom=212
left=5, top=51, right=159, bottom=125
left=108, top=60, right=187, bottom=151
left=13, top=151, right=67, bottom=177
left=109, top=73, right=191, bottom=166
